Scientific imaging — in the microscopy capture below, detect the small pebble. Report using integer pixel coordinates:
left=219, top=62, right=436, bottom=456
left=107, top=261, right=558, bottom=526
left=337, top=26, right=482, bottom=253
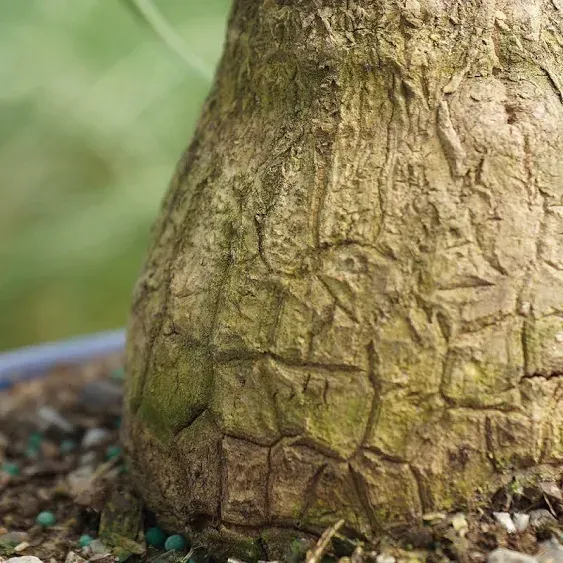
left=513, top=513, right=530, bottom=533
left=60, top=439, right=77, bottom=454
left=146, top=527, right=167, bottom=548
left=81, top=428, right=111, bottom=450
left=164, top=534, right=187, bottom=551
left=1, top=462, right=20, bottom=476
left=105, top=444, right=122, bottom=460
left=376, top=555, right=396, bottom=563
left=78, top=534, right=94, bottom=548
left=67, top=466, right=95, bottom=499
left=494, top=512, right=516, bottom=534
left=37, top=406, right=74, bottom=433
left=35, top=511, right=56, bottom=527
left=6, top=557, right=45, bottom=563
left=14, top=542, right=30, bottom=553
left=65, top=552, right=86, bottom=563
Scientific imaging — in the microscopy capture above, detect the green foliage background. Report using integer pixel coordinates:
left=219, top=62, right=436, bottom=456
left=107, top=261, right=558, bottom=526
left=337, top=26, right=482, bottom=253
left=0, top=1, right=230, bottom=350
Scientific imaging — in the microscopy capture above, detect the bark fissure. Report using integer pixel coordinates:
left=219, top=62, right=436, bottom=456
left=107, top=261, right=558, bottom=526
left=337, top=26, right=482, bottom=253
left=297, top=463, right=328, bottom=525
left=214, top=350, right=365, bottom=373
left=521, top=371, right=563, bottom=381
left=374, top=73, right=397, bottom=246
left=348, top=462, right=380, bottom=535
left=360, top=341, right=382, bottom=448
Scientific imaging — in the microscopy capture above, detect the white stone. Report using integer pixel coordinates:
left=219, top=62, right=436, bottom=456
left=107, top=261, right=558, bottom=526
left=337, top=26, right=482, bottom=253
left=13, top=543, right=29, bottom=553
left=513, top=513, right=530, bottom=533
left=494, top=512, right=517, bottom=534
left=81, top=428, right=111, bottom=450
left=6, top=557, right=45, bottom=563
left=37, top=406, right=74, bottom=433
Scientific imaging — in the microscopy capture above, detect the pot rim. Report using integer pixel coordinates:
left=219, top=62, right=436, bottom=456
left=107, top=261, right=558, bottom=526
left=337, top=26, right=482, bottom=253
left=0, top=329, right=125, bottom=390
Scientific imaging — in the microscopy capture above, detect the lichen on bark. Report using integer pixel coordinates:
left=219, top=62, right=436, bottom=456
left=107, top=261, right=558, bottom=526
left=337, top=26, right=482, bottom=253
left=123, top=0, right=563, bottom=558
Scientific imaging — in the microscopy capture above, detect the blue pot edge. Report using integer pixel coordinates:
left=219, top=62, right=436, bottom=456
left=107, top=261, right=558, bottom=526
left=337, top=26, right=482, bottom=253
left=0, top=328, right=126, bottom=391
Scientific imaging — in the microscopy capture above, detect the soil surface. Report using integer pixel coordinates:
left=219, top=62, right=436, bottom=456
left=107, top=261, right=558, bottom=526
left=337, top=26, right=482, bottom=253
left=1, top=356, right=563, bottom=563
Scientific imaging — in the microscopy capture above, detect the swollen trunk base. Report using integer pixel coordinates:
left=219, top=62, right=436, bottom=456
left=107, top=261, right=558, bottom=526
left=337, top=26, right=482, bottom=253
left=123, top=0, right=563, bottom=558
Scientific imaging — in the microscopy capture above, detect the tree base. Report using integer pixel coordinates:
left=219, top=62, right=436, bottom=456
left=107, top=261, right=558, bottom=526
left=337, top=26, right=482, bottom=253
left=123, top=411, right=563, bottom=561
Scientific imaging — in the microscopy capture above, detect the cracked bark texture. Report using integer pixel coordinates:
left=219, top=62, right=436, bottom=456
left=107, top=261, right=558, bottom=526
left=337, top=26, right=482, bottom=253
left=123, top=0, right=563, bottom=559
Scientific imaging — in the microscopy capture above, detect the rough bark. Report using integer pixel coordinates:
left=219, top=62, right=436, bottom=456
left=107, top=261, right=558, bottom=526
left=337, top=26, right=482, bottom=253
left=123, top=0, right=563, bottom=558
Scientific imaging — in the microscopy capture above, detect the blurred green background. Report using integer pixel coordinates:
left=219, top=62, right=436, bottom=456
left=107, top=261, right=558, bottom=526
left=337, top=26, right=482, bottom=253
left=0, top=0, right=230, bottom=350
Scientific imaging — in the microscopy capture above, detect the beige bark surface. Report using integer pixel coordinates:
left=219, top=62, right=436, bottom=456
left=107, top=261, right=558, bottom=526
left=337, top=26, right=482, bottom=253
left=123, top=0, right=563, bottom=558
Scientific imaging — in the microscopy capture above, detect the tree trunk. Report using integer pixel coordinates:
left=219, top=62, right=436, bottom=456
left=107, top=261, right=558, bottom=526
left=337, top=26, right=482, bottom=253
left=123, top=0, right=563, bottom=558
